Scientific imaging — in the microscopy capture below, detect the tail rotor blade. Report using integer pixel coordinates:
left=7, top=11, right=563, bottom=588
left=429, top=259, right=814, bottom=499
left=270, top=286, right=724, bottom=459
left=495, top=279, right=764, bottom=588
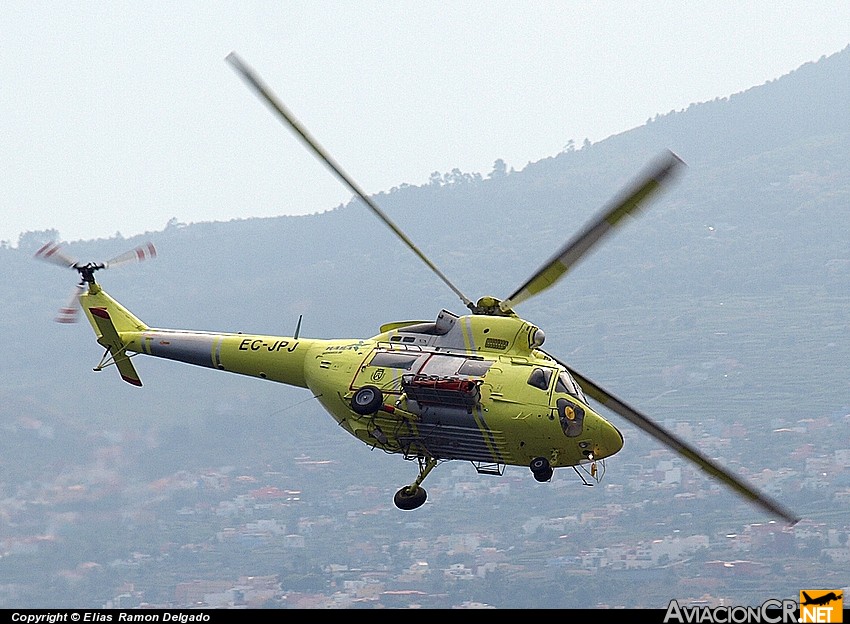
left=55, top=284, right=85, bottom=324
left=34, top=242, right=79, bottom=269
left=106, top=242, right=157, bottom=269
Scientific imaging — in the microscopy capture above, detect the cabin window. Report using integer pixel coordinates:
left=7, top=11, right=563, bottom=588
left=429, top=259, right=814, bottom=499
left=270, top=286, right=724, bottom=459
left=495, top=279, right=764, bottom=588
left=527, top=367, right=553, bottom=391
left=457, top=359, right=493, bottom=377
left=420, top=354, right=464, bottom=376
left=369, top=352, right=419, bottom=370
left=420, top=355, right=494, bottom=378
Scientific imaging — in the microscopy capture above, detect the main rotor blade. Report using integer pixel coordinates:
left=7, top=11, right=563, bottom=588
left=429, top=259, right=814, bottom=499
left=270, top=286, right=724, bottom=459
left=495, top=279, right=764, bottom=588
left=226, top=52, right=474, bottom=310
left=550, top=355, right=800, bottom=525
left=500, top=151, right=685, bottom=313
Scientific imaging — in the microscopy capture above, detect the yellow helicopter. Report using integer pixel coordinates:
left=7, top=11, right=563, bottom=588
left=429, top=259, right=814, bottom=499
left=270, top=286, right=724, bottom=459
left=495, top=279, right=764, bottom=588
left=36, top=52, right=798, bottom=524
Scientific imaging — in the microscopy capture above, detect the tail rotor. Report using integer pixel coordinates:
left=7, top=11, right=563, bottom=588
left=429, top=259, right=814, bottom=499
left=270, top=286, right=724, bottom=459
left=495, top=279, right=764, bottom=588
left=34, top=241, right=157, bottom=323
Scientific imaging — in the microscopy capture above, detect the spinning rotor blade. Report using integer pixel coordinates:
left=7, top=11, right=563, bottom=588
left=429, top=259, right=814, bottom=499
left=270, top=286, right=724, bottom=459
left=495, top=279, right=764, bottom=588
left=55, top=283, right=85, bottom=324
left=555, top=356, right=800, bottom=525
left=34, top=241, right=158, bottom=272
left=226, top=51, right=474, bottom=310
left=35, top=241, right=157, bottom=322
left=104, top=242, right=157, bottom=269
left=500, top=151, right=685, bottom=313
left=34, top=242, right=79, bottom=269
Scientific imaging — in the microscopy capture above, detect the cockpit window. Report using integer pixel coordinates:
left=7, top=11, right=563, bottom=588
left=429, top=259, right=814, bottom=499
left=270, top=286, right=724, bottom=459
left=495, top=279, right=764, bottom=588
left=555, top=371, right=577, bottom=395
left=556, top=371, right=586, bottom=401
left=557, top=398, right=585, bottom=437
left=527, top=367, right=553, bottom=391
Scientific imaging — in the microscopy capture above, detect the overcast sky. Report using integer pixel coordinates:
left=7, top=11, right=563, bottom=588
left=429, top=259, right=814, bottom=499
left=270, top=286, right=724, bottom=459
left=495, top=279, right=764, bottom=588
left=3, top=1, right=849, bottom=245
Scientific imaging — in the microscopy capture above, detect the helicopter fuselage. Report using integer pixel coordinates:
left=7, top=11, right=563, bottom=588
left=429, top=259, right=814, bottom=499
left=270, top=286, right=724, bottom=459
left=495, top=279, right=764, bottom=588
left=82, top=284, right=623, bottom=473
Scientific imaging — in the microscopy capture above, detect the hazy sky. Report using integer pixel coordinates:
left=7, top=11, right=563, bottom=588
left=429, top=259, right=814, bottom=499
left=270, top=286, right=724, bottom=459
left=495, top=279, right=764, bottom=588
left=3, top=1, right=849, bottom=245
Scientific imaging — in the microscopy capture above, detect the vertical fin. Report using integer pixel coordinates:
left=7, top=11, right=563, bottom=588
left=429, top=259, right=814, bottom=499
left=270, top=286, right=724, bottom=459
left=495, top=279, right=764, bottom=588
left=89, top=307, right=143, bottom=386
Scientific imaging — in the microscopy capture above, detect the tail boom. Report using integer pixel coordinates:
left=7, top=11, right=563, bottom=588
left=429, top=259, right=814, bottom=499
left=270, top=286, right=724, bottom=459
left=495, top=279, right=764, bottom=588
left=122, top=328, right=313, bottom=388
left=79, top=284, right=313, bottom=388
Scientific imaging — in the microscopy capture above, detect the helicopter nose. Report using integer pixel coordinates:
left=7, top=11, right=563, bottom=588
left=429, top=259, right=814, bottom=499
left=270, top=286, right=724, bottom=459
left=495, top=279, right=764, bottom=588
left=594, top=419, right=624, bottom=460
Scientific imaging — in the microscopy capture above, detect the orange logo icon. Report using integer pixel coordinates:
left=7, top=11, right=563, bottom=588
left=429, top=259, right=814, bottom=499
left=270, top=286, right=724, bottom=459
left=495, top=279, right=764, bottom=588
left=800, top=590, right=843, bottom=623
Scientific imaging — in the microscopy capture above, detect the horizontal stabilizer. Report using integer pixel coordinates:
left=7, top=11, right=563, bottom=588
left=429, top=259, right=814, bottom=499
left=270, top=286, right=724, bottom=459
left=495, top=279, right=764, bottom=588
left=89, top=307, right=143, bottom=386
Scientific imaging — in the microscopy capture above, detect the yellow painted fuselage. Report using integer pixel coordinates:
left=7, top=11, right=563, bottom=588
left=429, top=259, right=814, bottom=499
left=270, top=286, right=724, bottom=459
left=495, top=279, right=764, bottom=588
left=81, top=284, right=623, bottom=470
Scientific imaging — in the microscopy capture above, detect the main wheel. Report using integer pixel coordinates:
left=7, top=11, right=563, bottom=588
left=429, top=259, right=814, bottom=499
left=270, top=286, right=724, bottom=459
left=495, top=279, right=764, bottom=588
left=351, top=385, right=383, bottom=415
left=394, top=486, right=427, bottom=510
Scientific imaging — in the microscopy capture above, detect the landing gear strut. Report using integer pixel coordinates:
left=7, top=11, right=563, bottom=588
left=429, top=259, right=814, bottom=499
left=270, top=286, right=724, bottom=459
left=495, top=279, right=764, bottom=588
left=394, top=455, right=438, bottom=510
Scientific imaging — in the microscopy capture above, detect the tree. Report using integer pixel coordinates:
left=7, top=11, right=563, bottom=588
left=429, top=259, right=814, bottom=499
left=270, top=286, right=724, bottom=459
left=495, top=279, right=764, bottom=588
left=488, top=159, right=508, bottom=179
left=17, top=229, right=60, bottom=253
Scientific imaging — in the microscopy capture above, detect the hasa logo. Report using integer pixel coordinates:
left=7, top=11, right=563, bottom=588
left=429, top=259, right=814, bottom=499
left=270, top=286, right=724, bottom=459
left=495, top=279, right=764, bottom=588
left=800, top=590, right=843, bottom=623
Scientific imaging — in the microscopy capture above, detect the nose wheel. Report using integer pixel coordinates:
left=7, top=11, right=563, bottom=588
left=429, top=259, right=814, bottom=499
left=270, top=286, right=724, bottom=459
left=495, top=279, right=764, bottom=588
left=394, top=455, right=438, bottom=510
left=530, top=456, right=554, bottom=482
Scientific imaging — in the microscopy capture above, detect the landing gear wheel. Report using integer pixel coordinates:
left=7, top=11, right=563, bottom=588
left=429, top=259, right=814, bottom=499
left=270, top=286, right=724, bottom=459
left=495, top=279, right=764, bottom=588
left=533, top=467, right=554, bottom=482
left=530, top=456, right=554, bottom=482
left=351, top=385, right=383, bottom=415
left=394, top=486, right=427, bottom=510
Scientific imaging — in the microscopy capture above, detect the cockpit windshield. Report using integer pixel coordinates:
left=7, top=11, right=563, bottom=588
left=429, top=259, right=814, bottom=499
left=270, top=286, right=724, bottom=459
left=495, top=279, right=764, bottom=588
left=556, top=370, right=585, bottom=401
